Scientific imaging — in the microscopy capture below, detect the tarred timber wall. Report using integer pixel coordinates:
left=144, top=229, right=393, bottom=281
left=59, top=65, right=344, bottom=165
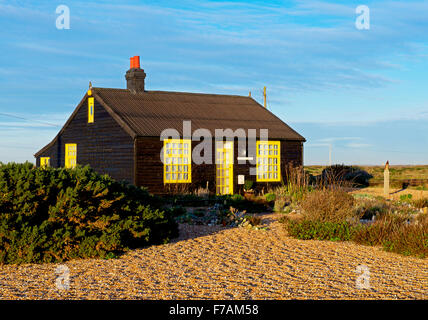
left=135, top=137, right=303, bottom=194
left=36, top=97, right=134, bottom=183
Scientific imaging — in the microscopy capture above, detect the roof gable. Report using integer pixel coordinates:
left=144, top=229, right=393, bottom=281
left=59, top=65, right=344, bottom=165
left=92, top=88, right=306, bottom=141
left=35, top=87, right=305, bottom=157
left=34, top=92, right=135, bottom=157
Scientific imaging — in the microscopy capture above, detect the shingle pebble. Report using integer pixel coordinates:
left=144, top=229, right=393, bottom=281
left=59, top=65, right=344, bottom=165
left=0, top=213, right=426, bottom=299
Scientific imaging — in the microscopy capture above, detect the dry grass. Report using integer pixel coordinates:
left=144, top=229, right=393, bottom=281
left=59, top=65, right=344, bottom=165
left=300, top=189, right=357, bottom=223
left=353, top=213, right=428, bottom=258
left=284, top=163, right=310, bottom=196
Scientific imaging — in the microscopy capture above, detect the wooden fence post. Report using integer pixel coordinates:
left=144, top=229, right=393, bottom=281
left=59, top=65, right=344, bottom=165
left=384, top=161, right=390, bottom=198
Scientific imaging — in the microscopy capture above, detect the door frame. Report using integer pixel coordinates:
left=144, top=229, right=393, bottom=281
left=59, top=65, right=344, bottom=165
left=215, top=141, right=234, bottom=195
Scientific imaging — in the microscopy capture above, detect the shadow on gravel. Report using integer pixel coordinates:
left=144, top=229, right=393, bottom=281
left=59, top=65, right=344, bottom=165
left=170, top=224, right=231, bottom=243
left=171, top=212, right=277, bottom=243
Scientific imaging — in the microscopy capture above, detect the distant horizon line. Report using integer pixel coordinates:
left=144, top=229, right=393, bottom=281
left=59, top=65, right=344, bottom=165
left=304, top=163, right=428, bottom=167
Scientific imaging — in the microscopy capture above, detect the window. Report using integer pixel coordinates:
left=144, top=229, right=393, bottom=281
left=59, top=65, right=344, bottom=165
left=40, top=157, right=50, bottom=168
left=256, top=140, right=280, bottom=182
left=65, top=144, right=77, bottom=168
left=163, top=139, right=191, bottom=183
left=88, top=97, right=94, bottom=123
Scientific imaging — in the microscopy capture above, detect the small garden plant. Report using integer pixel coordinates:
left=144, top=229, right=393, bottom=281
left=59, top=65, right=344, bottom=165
left=243, top=180, right=254, bottom=192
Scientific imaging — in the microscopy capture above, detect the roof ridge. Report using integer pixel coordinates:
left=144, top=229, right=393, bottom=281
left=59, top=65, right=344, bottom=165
left=93, top=87, right=251, bottom=98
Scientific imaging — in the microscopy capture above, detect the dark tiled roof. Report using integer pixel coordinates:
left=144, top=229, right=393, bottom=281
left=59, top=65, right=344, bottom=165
left=93, top=88, right=305, bottom=141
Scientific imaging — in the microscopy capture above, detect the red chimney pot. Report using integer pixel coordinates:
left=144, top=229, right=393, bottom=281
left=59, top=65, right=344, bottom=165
left=130, top=56, right=140, bottom=69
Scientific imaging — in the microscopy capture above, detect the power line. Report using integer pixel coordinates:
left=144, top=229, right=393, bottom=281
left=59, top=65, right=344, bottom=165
left=306, top=144, right=427, bottom=155
left=336, top=145, right=427, bottom=155
left=0, top=112, right=61, bottom=127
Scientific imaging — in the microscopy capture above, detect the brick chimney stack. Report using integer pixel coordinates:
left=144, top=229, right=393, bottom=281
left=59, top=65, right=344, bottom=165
left=125, top=56, right=146, bottom=94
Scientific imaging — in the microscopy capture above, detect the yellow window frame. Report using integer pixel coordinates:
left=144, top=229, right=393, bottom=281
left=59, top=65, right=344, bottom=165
left=40, top=157, right=50, bottom=168
left=163, top=139, right=191, bottom=183
left=65, top=144, right=77, bottom=169
left=88, top=97, right=94, bottom=123
left=216, top=141, right=234, bottom=195
left=256, top=140, right=280, bottom=182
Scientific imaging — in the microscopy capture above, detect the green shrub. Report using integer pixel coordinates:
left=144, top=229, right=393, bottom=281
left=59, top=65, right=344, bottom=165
left=217, top=194, right=267, bottom=213
left=169, top=205, right=187, bottom=218
left=284, top=219, right=355, bottom=241
left=400, top=194, right=413, bottom=202
left=321, top=165, right=372, bottom=187
left=231, top=194, right=244, bottom=202
left=353, top=199, right=389, bottom=220
left=244, top=180, right=253, bottom=191
left=265, top=193, right=276, bottom=202
left=0, top=162, right=178, bottom=264
left=172, top=194, right=205, bottom=206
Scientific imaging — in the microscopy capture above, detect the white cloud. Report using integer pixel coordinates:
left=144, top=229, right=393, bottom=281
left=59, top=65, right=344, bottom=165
left=318, top=137, right=362, bottom=143
left=345, top=142, right=373, bottom=148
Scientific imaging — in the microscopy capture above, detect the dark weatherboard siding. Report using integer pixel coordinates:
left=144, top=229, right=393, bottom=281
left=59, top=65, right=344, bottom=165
left=36, top=97, right=134, bottom=183
left=134, top=137, right=303, bottom=194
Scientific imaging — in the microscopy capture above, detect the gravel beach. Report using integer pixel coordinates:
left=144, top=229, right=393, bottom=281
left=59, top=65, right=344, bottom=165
left=0, top=213, right=427, bottom=299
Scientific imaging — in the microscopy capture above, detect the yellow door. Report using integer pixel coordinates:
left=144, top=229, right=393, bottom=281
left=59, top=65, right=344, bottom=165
left=216, top=141, right=233, bottom=195
left=65, top=144, right=77, bottom=168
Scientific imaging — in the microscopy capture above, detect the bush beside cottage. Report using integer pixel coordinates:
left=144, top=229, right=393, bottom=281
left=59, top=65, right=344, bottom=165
left=0, top=162, right=178, bottom=264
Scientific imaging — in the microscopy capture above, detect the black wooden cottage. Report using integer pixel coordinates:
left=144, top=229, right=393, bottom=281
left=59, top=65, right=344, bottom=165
left=35, top=56, right=305, bottom=194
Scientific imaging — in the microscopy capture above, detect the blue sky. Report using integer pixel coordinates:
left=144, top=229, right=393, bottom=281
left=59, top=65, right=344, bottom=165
left=0, top=0, right=427, bottom=165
